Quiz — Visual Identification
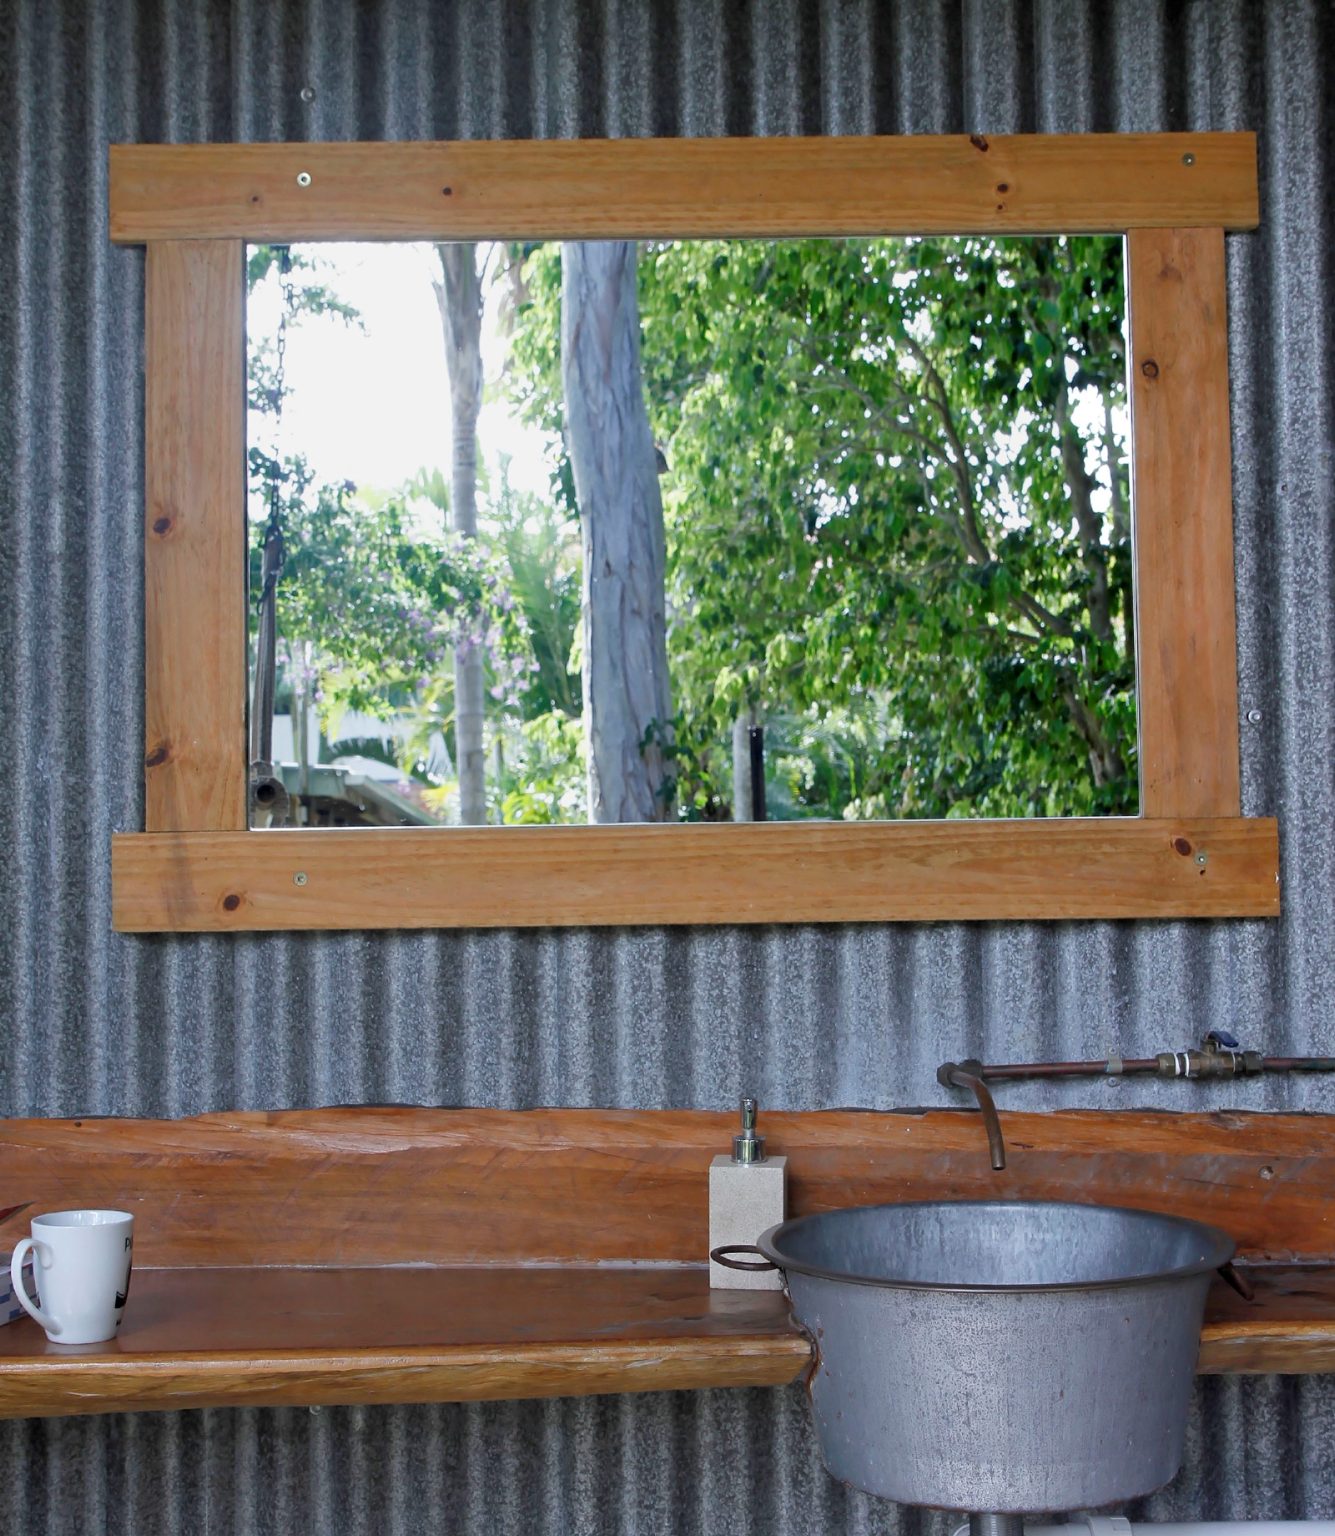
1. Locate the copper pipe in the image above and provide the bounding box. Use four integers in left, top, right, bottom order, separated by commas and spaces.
956, 1054, 1335, 1082
979, 1059, 1158, 1079
936, 1061, 1007, 1170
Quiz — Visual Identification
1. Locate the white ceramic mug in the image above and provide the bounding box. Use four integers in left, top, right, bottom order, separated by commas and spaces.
9, 1210, 135, 1344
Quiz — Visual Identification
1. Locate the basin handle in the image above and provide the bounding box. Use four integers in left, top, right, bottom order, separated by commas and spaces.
710, 1244, 778, 1272
713, 1248, 1253, 1294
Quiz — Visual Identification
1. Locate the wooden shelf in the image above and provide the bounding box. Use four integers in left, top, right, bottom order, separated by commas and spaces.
3, 1107, 1334, 1419
1, 1262, 1331, 1419
0, 1266, 806, 1418
1199, 1265, 1335, 1375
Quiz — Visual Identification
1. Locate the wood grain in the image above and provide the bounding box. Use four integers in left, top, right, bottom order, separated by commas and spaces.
1129, 228, 1242, 818
109, 817, 1279, 930
0, 1267, 808, 1418
1, 1107, 1329, 1269
143, 241, 247, 832
1198, 1266, 1335, 1374
109, 135, 1259, 244
119, 142, 1271, 932
0, 1258, 1331, 1419
3, 1110, 1334, 1416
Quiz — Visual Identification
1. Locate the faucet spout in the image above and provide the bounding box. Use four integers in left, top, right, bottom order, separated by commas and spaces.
936, 1059, 1007, 1170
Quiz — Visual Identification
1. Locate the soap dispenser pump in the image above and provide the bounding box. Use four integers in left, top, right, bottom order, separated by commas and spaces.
708, 1096, 787, 1290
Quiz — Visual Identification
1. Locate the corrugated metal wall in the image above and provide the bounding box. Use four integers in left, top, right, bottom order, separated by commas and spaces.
1, 0, 1332, 1530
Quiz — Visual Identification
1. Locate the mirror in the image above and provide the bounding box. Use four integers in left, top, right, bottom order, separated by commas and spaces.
245, 234, 1134, 829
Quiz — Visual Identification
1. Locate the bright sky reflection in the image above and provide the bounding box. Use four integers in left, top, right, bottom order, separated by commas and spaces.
246, 242, 556, 508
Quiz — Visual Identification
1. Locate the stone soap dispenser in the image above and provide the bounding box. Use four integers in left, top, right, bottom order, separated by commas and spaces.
709, 1097, 787, 1290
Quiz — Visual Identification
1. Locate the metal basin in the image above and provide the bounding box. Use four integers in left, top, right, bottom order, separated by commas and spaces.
758, 1200, 1234, 1514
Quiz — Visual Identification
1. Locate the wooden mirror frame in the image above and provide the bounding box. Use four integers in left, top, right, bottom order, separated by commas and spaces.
107, 132, 1279, 931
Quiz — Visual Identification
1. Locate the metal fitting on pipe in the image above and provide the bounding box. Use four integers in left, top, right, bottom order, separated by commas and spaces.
1154, 1047, 1266, 1079
971, 1515, 1025, 1536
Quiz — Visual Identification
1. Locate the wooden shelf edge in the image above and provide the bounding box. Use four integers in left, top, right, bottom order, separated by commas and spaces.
1197, 1319, 1335, 1375
7, 1310, 1335, 1421
0, 1334, 812, 1420
110, 817, 1280, 931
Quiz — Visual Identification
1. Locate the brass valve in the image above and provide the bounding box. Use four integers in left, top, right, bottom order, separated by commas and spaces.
1154, 1033, 1265, 1079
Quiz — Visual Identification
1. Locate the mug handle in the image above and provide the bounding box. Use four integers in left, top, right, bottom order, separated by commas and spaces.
10, 1239, 59, 1336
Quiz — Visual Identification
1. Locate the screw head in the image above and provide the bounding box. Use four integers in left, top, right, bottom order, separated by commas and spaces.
293, 871, 308, 887
299, 85, 315, 103
1246, 708, 1263, 724
1194, 851, 1208, 868
1181, 152, 1196, 166
296, 170, 312, 187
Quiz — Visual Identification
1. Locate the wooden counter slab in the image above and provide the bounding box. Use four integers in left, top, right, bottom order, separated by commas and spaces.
0, 1262, 1330, 1419
0, 1266, 808, 1418
1, 1108, 1333, 1417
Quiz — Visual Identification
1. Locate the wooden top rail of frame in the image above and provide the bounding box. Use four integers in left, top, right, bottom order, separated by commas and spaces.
108, 132, 1259, 243
1, 1109, 1333, 1417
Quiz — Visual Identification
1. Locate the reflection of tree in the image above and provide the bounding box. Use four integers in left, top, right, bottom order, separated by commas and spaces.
248, 478, 529, 733
245, 249, 532, 821
512, 234, 1135, 820
561, 241, 675, 823
490, 473, 581, 721
642, 235, 1136, 819
432, 243, 487, 824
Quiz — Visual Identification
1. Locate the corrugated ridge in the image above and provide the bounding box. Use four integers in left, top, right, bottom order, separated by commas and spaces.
2, 1381, 1334, 1533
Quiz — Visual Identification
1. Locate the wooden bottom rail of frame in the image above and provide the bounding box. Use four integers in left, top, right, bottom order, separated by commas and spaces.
110, 817, 1279, 930
0, 1263, 1331, 1419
